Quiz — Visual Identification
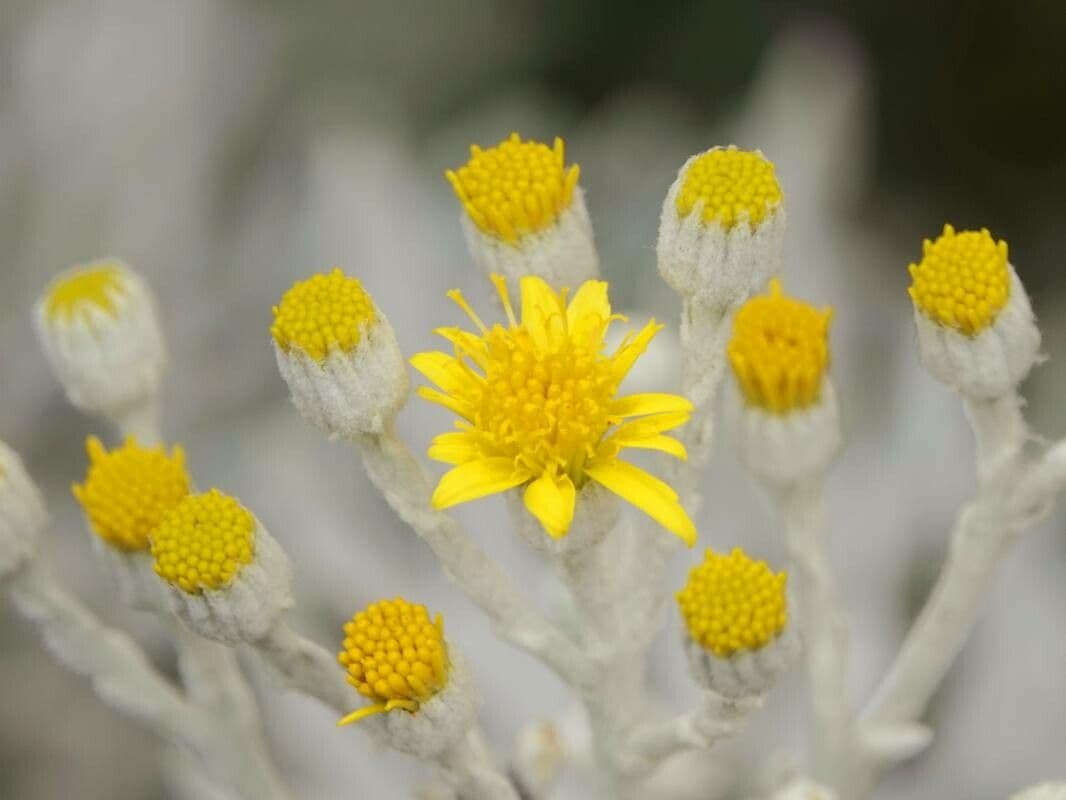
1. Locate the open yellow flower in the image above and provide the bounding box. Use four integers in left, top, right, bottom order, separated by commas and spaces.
413, 275, 697, 545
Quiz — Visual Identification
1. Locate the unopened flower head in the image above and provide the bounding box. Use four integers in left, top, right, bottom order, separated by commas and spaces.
35, 260, 165, 421
678, 547, 787, 658
728, 279, 832, 414
679, 546, 798, 697
151, 489, 292, 643
907, 225, 1040, 398
73, 436, 189, 553
676, 148, 783, 231
337, 597, 450, 726
908, 225, 1009, 337
272, 269, 408, 438
726, 281, 840, 484
658, 146, 785, 309
413, 274, 697, 545
0, 441, 47, 580
446, 133, 598, 286
151, 489, 254, 594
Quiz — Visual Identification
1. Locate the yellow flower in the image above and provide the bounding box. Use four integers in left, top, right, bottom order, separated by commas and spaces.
676, 147, 782, 230
677, 546, 788, 658
412, 274, 697, 545
73, 436, 190, 552
445, 133, 580, 243
44, 262, 125, 323
907, 224, 1009, 336
150, 489, 256, 594
271, 268, 376, 361
728, 280, 832, 414
337, 597, 450, 726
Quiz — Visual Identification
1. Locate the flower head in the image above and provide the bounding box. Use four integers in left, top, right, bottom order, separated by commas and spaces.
413, 275, 696, 544
658, 146, 786, 309
677, 546, 788, 657
271, 268, 377, 361
337, 597, 450, 726
35, 260, 165, 419
728, 280, 832, 414
44, 262, 126, 323
73, 436, 189, 552
446, 133, 580, 244
907, 224, 1009, 336
676, 147, 782, 231
151, 489, 255, 594
271, 269, 408, 438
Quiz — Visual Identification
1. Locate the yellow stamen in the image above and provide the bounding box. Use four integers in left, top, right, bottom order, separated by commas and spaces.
907, 224, 1010, 336
677, 546, 788, 658
45, 263, 126, 322
271, 268, 376, 361
676, 147, 782, 230
150, 490, 256, 594
336, 598, 450, 726
446, 132, 579, 243
728, 280, 832, 413
73, 436, 189, 552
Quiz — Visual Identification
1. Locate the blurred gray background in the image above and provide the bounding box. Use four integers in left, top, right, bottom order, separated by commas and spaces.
1, 1, 1064, 798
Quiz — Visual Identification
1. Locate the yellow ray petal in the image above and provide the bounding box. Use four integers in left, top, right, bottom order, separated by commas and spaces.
520, 275, 564, 329
434, 327, 490, 369
431, 458, 531, 509
523, 470, 577, 539
612, 393, 693, 418
611, 320, 662, 379
427, 432, 484, 465
410, 351, 481, 396
416, 387, 476, 421
566, 280, 610, 328
615, 433, 687, 460
585, 459, 696, 546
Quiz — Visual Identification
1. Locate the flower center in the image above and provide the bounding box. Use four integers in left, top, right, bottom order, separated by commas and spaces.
728, 280, 832, 414
271, 268, 376, 361
677, 546, 788, 658
676, 147, 782, 230
476, 324, 618, 480
45, 264, 125, 322
73, 436, 190, 552
339, 598, 449, 709
151, 489, 255, 594
446, 132, 580, 243
907, 224, 1009, 336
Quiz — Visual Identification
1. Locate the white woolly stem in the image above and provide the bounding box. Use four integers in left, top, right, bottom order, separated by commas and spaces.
111, 396, 164, 445
775, 477, 856, 788
112, 408, 284, 796
6, 559, 288, 800
858, 390, 1066, 794
357, 428, 593, 688
253, 619, 354, 714
436, 729, 521, 800
618, 690, 762, 775
252, 619, 522, 798
553, 534, 619, 649
624, 301, 733, 636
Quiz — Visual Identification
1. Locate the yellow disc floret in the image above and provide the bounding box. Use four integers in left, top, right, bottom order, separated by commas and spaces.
445, 132, 580, 244
150, 489, 255, 594
677, 546, 788, 658
728, 279, 832, 413
336, 597, 450, 726
412, 274, 697, 545
45, 263, 125, 322
907, 224, 1010, 336
677, 147, 782, 230
271, 268, 376, 361
73, 436, 190, 552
